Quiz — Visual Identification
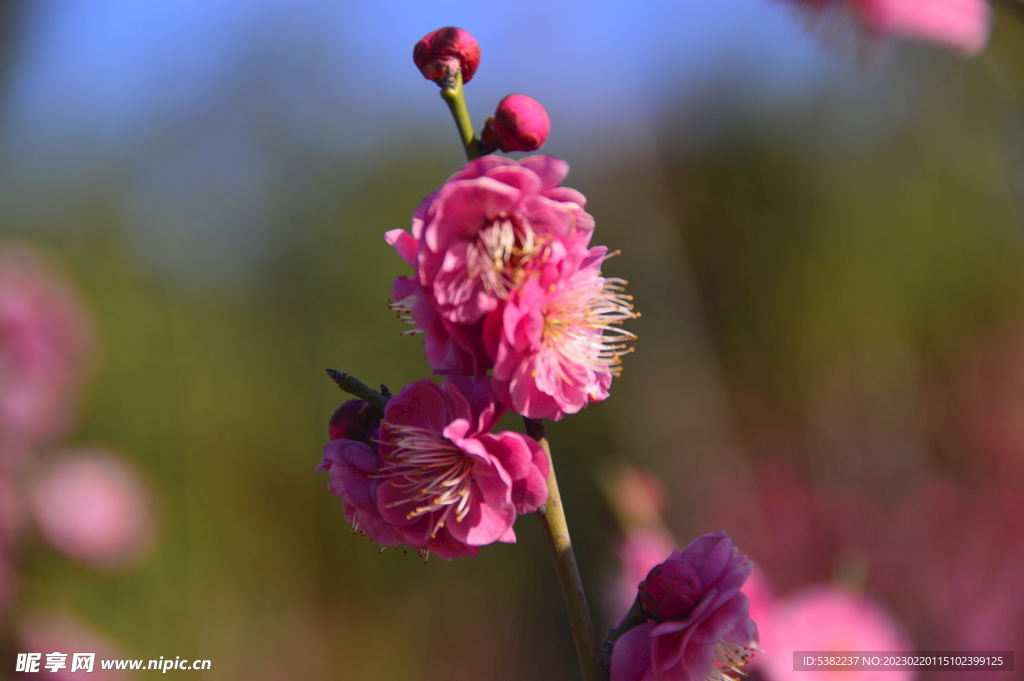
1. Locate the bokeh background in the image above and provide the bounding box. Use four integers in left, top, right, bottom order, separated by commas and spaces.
1, 1, 1024, 679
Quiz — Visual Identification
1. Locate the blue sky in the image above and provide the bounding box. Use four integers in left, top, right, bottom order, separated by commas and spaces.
1, 0, 833, 156
0, 0, 842, 285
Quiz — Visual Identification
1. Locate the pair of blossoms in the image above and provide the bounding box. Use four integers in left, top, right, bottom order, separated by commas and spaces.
318, 153, 636, 560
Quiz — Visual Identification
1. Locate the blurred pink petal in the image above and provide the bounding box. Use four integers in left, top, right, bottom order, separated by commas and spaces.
783, 0, 991, 56
859, 0, 991, 56
19, 610, 134, 680
0, 244, 93, 462
743, 567, 778, 638
758, 585, 914, 681
29, 449, 157, 572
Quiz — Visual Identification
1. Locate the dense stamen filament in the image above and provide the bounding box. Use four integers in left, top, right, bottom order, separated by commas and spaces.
378, 424, 474, 527
465, 214, 540, 298
541, 275, 639, 382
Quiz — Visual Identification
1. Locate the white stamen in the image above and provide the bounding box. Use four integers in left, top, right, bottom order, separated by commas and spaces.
378, 424, 475, 525
465, 214, 541, 299
388, 294, 424, 334
541, 272, 638, 382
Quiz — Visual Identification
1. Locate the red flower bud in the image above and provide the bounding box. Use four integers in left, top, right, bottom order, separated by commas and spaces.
481, 94, 551, 153
413, 26, 481, 85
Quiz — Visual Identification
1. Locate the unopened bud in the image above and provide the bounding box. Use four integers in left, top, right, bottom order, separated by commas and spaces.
481, 94, 550, 153
413, 27, 481, 85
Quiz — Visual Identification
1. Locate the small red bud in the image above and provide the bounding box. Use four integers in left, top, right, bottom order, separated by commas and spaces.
413, 27, 481, 85
481, 94, 551, 153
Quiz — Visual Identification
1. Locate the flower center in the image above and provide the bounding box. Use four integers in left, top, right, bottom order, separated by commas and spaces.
541, 275, 638, 380
466, 214, 540, 298
378, 424, 474, 533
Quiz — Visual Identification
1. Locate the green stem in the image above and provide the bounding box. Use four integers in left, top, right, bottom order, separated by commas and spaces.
525, 417, 607, 681
325, 369, 389, 412
440, 70, 481, 161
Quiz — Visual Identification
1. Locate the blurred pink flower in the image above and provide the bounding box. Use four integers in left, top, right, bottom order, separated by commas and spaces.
757, 585, 914, 681
386, 155, 594, 327
486, 247, 637, 420
605, 465, 668, 530
19, 610, 133, 680
319, 378, 549, 560
784, 0, 991, 56
709, 463, 843, 593
866, 475, 1024, 658
0, 244, 93, 462
858, 0, 991, 55
611, 531, 758, 681
29, 449, 157, 572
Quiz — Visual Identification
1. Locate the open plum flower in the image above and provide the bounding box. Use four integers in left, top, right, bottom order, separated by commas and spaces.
486, 245, 636, 420
611, 531, 758, 681
318, 377, 548, 560
386, 154, 595, 326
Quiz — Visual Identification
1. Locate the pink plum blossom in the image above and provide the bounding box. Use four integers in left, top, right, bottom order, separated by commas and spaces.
485, 246, 637, 420
785, 0, 991, 56
318, 378, 549, 560
29, 449, 157, 572
413, 27, 481, 84
611, 531, 759, 681
757, 585, 914, 681
386, 155, 595, 327
482, 94, 552, 153
0, 244, 93, 463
